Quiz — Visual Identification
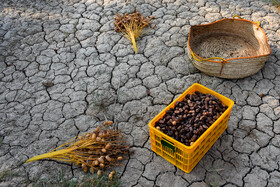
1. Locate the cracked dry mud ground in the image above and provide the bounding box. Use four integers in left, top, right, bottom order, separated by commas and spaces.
0, 0, 280, 186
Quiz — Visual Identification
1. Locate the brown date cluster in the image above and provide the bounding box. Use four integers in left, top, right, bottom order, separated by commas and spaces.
155, 91, 228, 146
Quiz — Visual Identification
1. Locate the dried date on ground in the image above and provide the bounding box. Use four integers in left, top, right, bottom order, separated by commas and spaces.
155, 91, 228, 146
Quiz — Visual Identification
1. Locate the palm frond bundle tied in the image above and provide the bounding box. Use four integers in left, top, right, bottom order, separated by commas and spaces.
114, 12, 155, 53
25, 121, 131, 174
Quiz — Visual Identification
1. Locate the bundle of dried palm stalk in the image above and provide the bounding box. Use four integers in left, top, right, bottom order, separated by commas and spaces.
25, 121, 131, 177
114, 11, 155, 53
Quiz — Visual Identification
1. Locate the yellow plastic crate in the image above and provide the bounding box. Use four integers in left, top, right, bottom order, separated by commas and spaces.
149, 83, 234, 173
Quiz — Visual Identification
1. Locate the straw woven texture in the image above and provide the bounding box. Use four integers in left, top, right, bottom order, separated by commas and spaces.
187, 18, 271, 79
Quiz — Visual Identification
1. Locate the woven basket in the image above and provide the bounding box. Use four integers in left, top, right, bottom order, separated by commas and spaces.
187, 17, 271, 79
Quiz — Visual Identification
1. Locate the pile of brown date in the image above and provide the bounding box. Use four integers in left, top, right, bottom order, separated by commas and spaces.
155, 91, 228, 146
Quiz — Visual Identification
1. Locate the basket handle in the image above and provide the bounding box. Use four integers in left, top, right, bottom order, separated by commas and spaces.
190, 52, 227, 75
232, 15, 260, 29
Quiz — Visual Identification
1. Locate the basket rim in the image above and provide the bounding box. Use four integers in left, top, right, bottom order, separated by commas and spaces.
187, 18, 272, 64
